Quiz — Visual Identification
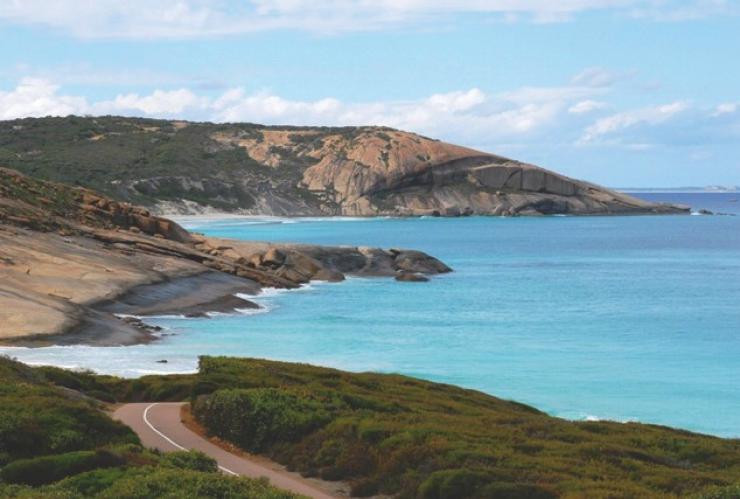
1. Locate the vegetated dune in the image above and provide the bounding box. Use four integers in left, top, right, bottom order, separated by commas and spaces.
0, 116, 688, 216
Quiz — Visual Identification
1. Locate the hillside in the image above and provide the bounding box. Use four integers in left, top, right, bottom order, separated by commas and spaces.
0, 356, 301, 498
9, 355, 740, 499
0, 116, 686, 216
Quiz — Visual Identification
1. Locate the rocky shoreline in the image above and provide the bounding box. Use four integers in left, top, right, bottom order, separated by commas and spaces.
0, 168, 452, 346
7, 272, 265, 347
0, 226, 451, 347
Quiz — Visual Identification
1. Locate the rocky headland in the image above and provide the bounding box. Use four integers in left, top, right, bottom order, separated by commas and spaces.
0, 168, 450, 345
1, 116, 688, 217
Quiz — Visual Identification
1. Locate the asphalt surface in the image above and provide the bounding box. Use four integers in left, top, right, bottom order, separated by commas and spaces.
113, 402, 338, 499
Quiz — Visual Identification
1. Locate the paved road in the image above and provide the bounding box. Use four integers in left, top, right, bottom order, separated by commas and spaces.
113, 402, 338, 499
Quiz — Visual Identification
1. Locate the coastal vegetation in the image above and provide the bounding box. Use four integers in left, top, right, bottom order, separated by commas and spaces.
189, 358, 740, 498
3, 355, 739, 498
0, 356, 300, 498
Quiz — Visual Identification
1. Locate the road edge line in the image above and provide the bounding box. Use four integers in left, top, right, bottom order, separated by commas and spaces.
142, 402, 239, 476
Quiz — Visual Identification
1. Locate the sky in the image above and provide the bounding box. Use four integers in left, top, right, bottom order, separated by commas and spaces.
0, 1, 738, 187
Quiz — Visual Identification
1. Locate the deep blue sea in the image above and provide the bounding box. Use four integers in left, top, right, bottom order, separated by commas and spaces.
3, 193, 739, 437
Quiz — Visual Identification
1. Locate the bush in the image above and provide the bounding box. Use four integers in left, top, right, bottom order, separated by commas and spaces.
418, 470, 558, 499
694, 484, 740, 499
0, 449, 124, 486
194, 388, 331, 453
476, 483, 558, 499
62, 467, 300, 499
161, 451, 218, 472
0, 357, 303, 499
190, 357, 740, 499
0, 466, 303, 499
0, 382, 136, 462
418, 469, 493, 499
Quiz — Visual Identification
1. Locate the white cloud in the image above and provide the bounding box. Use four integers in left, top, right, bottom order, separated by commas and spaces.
3, 77, 735, 157
99, 89, 209, 115
580, 101, 689, 143
0, 75, 604, 150
426, 89, 486, 113
630, 0, 734, 21
713, 102, 737, 116
0, 1, 732, 38
211, 86, 567, 141
569, 100, 607, 114
571, 67, 619, 88
0, 78, 89, 120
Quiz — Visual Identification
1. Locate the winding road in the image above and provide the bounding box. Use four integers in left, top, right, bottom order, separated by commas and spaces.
113, 402, 338, 499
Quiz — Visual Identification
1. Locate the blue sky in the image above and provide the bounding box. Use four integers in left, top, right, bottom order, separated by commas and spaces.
0, 1, 738, 187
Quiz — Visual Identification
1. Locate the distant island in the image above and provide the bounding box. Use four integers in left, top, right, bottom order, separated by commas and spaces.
0, 116, 687, 217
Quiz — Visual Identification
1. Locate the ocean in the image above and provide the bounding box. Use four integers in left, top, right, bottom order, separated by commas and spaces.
3, 193, 739, 437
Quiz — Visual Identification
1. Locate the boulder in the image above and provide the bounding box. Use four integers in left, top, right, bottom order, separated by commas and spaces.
394, 250, 452, 274
248, 253, 264, 268
395, 271, 429, 282
312, 268, 345, 282
276, 266, 311, 284
263, 248, 286, 267
220, 248, 243, 261
357, 247, 396, 275
285, 252, 323, 276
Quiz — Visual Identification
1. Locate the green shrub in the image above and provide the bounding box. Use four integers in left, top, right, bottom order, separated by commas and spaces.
0, 466, 303, 498
0, 449, 124, 486
0, 484, 78, 498
3, 355, 740, 499
190, 357, 740, 499
0, 372, 137, 463
0, 357, 302, 499
194, 388, 331, 452
418, 469, 492, 499
693, 483, 740, 499
161, 451, 218, 472
476, 482, 558, 499
63, 467, 300, 499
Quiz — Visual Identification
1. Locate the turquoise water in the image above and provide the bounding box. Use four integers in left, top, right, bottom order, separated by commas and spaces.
3, 194, 740, 437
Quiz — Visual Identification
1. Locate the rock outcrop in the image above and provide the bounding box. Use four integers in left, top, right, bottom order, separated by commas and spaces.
0, 168, 450, 343
0, 167, 193, 242
0, 116, 687, 217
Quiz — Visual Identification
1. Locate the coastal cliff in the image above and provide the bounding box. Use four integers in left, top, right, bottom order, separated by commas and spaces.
0, 116, 687, 217
0, 168, 449, 343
